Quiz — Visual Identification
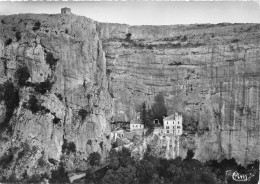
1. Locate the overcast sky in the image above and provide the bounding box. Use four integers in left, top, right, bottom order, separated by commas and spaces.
0, 1, 259, 25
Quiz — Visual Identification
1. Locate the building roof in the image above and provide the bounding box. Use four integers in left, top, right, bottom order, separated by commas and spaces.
164, 114, 175, 120
130, 119, 143, 125
164, 113, 181, 120
113, 128, 124, 132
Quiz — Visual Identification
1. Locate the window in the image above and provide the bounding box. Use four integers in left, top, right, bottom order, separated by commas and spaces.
177, 126, 181, 129
140, 125, 141, 127
178, 121, 179, 124
167, 122, 168, 124
167, 130, 169, 133
166, 126, 169, 129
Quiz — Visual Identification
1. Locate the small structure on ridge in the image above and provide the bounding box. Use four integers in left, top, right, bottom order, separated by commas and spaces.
61, 7, 72, 15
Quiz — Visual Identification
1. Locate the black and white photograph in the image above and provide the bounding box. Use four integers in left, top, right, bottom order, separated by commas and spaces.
0, 1, 260, 183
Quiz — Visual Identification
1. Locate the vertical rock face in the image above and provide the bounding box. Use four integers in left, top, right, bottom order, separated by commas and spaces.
0, 14, 112, 179
0, 14, 259, 179
100, 23, 260, 165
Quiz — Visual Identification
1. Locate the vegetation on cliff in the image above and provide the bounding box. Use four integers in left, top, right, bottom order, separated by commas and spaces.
84, 148, 259, 184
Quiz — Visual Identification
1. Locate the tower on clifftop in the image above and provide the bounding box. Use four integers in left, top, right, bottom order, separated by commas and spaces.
61, 7, 71, 15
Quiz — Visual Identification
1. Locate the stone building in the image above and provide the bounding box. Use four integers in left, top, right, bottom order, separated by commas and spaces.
163, 112, 183, 136
130, 118, 144, 132
61, 7, 72, 15
111, 128, 124, 141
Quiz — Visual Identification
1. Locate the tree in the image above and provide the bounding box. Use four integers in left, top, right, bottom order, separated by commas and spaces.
49, 162, 70, 184
140, 102, 154, 130
101, 165, 138, 184
88, 152, 101, 166
15, 66, 30, 86
151, 93, 167, 125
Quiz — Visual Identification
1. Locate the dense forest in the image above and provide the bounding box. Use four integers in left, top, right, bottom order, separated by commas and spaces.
49, 148, 259, 184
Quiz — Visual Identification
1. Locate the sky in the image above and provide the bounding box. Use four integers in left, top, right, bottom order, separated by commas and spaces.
0, 1, 259, 25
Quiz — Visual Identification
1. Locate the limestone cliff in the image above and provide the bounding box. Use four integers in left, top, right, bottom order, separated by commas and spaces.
0, 14, 112, 180
0, 13, 259, 180
100, 22, 260, 166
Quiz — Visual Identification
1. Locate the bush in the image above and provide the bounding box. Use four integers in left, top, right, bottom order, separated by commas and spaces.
55, 93, 63, 101
53, 117, 61, 124
62, 139, 76, 155
0, 150, 14, 169
46, 52, 58, 70
78, 108, 90, 121
50, 163, 70, 184
38, 157, 45, 167
15, 66, 30, 86
88, 152, 101, 166
0, 81, 19, 131
125, 33, 132, 41
35, 80, 53, 94
15, 31, 21, 41
32, 21, 41, 31
4, 38, 12, 46
23, 95, 50, 114
23, 95, 40, 114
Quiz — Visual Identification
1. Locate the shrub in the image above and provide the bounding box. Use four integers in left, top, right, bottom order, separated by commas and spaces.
87, 139, 92, 146
50, 163, 70, 184
62, 139, 76, 155
99, 142, 103, 150
34, 80, 53, 94
4, 38, 12, 46
15, 66, 30, 86
48, 158, 57, 165
23, 95, 40, 114
53, 117, 61, 124
15, 31, 21, 41
46, 52, 58, 70
55, 93, 63, 101
88, 152, 101, 166
32, 21, 41, 31
38, 157, 45, 167
0, 150, 14, 169
0, 81, 19, 131
125, 33, 132, 41
78, 108, 90, 121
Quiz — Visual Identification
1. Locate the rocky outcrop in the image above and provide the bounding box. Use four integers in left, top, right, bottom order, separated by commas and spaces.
0, 13, 259, 180
0, 14, 112, 180
100, 23, 260, 165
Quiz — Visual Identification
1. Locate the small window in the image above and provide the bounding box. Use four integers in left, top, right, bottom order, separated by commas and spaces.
167, 130, 169, 133
167, 122, 168, 124
177, 126, 181, 129
140, 125, 141, 127
178, 121, 179, 124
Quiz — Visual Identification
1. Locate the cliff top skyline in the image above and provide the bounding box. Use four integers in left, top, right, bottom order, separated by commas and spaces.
0, 1, 260, 25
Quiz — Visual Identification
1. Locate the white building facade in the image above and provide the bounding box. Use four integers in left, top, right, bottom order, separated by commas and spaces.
130, 119, 144, 131
163, 112, 183, 136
